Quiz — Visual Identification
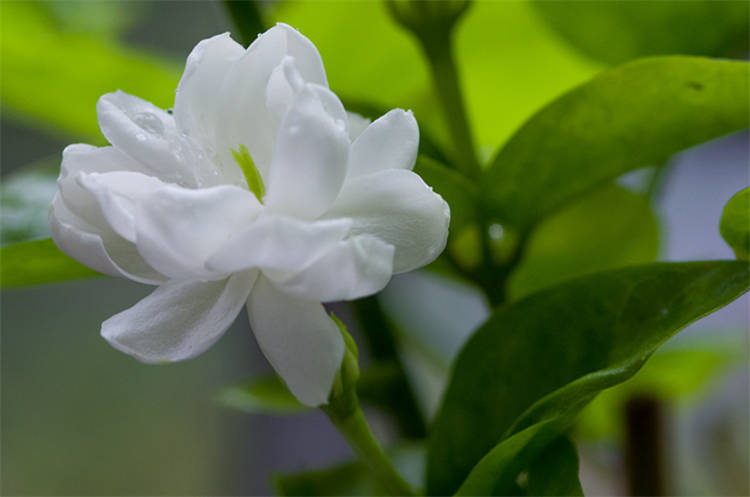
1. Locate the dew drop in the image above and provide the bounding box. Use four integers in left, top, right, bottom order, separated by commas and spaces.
133, 112, 165, 136
488, 223, 505, 241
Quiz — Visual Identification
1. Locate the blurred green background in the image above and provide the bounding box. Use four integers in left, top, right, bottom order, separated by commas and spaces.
1, 1, 748, 495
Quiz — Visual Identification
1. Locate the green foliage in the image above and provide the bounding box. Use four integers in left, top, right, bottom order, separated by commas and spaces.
217, 376, 307, 415
576, 339, 744, 441
43, 1, 144, 37
274, 444, 424, 496
720, 187, 750, 260
524, 436, 583, 496
532, 1, 749, 65
1, 239, 102, 288
509, 185, 659, 299
1, 159, 58, 246
1, 2, 180, 140
427, 261, 750, 495
481, 57, 750, 232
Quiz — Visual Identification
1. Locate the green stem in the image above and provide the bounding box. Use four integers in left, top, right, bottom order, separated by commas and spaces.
420, 34, 481, 179
353, 296, 427, 438
323, 398, 416, 496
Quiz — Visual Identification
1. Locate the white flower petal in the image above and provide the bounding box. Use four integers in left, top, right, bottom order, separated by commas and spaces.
347, 109, 419, 179
97, 91, 212, 187
267, 58, 344, 135
57, 144, 144, 229
207, 215, 351, 273
267, 234, 395, 302
275, 23, 327, 88
134, 184, 262, 280
77, 171, 165, 242
214, 25, 287, 179
247, 276, 344, 406
324, 169, 450, 273
50, 194, 166, 284
215, 24, 328, 180
174, 32, 244, 147
346, 112, 372, 141
264, 85, 349, 219
101, 271, 257, 363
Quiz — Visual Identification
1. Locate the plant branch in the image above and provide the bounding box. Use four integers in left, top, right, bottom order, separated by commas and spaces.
352, 296, 427, 438
419, 34, 481, 180
323, 397, 416, 496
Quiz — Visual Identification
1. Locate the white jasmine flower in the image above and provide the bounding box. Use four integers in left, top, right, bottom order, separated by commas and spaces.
50, 24, 450, 406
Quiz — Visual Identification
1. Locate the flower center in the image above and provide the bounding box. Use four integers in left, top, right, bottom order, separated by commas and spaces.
231, 144, 266, 203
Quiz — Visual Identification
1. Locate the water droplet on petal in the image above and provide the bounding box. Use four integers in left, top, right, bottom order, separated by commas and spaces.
133, 112, 165, 136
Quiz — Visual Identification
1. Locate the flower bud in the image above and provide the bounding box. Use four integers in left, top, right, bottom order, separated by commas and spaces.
385, 0, 472, 39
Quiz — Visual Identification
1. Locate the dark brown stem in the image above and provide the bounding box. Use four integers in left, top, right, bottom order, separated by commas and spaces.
625, 395, 665, 496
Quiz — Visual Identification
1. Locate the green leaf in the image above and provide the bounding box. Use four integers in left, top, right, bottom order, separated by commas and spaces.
524, 436, 583, 496
217, 376, 308, 415
43, 1, 144, 37
1, 239, 102, 288
426, 261, 750, 495
1, 159, 58, 246
274, 444, 424, 496
509, 185, 659, 299
531, 1, 749, 65
481, 57, 750, 233
719, 187, 750, 260
576, 338, 744, 441
1, 2, 180, 140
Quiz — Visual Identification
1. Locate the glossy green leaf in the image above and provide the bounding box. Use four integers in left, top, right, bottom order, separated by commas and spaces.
509, 185, 659, 299
1, 239, 102, 288
524, 436, 583, 496
576, 338, 744, 441
1, 2, 180, 140
1, 159, 58, 246
217, 376, 308, 415
532, 1, 749, 65
274, 444, 424, 497
426, 261, 750, 495
481, 57, 750, 232
719, 187, 750, 260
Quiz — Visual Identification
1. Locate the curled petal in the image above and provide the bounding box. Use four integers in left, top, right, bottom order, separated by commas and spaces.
324, 169, 450, 273
134, 184, 262, 280
264, 85, 349, 219
267, 234, 395, 302
247, 276, 344, 406
77, 171, 165, 242
347, 109, 419, 179
207, 215, 351, 273
57, 144, 146, 232
50, 194, 165, 285
101, 271, 257, 363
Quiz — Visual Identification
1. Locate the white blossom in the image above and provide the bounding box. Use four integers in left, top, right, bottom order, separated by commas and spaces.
50, 24, 450, 406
